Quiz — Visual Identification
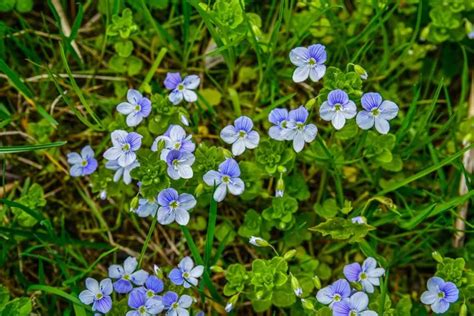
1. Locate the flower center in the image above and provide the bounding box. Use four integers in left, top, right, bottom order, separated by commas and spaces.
308, 58, 316, 66
438, 291, 445, 298
172, 302, 179, 309
333, 294, 341, 302
135, 105, 141, 111
334, 104, 342, 111
146, 290, 154, 298
170, 200, 179, 208
178, 84, 184, 91
371, 108, 380, 116
238, 130, 246, 138
183, 272, 190, 278
360, 272, 367, 280
296, 122, 304, 130
139, 306, 146, 313
95, 293, 103, 300
173, 142, 181, 149
172, 159, 179, 167
222, 175, 230, 183
350, 311, 358, 316
123, 274, 131, 280
81, 160, 88, 166
122, 143, 130, 151
280, 120, 287, 128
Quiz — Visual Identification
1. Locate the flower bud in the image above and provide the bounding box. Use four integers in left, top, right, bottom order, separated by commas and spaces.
130, 196, 139, 211
312, 275, 321, 289
354, 64, 368, 80
459, 303, 467, 316
432, 251, 444, 263
99, 190, 107, 200
301, 298, 315, 310
210, 265, 224, 273
180, 114, 190, 126
275, 178, 285, 197
290, 274, 302, 297
305, 98, 316, 110
277, 165, 287, 173
153, 264, 163, 278
283, 249, 297, 260
249, 236, 270, 247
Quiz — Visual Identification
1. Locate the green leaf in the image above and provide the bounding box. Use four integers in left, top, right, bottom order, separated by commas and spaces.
114, 40, 134, 57
272, 285, 296, 307
309, 217, 376, 242
0, 141, 66, 154
314, 198, 339, 219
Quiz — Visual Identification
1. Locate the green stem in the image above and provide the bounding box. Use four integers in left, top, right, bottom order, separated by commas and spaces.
204, 195, 218, 267
316, 137, 344, 207
138, 215, 157, 267
141, 48, 167, 89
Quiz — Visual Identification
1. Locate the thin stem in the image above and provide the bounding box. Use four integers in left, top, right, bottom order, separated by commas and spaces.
138, 215, 158, 267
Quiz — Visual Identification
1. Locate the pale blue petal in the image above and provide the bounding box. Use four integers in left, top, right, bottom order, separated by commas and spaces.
356, 111, 375, 130
292, 65, 310, 83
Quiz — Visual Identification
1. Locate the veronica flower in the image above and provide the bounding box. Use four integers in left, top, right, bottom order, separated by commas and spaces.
289, 44, 327, 82
142, 275, 164, 300
249, 236, 269, 247
344, 257, 385, 293
282, 106, 318, 152
351, 216, 366, 224
203, 158, 245, 202
268, 108, 290, 141
103, 130, 142, 167
127, 288, 163, 316
157, 188, 196, 226
220, 116, 260, 156
420, 277, 459, 314
165, 150, 195, 180
169, 256, 204, 288
79, 278, 113, 314
108, 257, 149, 294
332, 292, 377, 316
67, 145, 98, 177
356, 92, 399, 134
117, 89, 152, 127
151, 125, 195, 160
316, 279, 351, 308
105, 160, 139, 185
162, 291, 193, 316
164, 72, 200, 105
320, 89, 357, 130
135, 198, 159, 218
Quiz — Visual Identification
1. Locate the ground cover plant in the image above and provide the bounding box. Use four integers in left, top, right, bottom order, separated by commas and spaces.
0, 0, 474, 315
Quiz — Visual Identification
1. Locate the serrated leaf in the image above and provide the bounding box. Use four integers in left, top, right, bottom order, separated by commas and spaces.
309, 217, 375, 242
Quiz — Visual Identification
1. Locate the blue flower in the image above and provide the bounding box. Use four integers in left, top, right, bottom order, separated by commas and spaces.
151, 125, 195, 160
289, 44, 327, 82
126, 288, 163, 316
157, 188, 196, 226
108, 257, 149, 294
356, 92, 399, 134
343, 257, 385, 293
316, 279, 351, 308
420, 277, 459, 314
320, 89, 357, 130
103, 130, 143, 167
67, 145, 98, 177
268, 108, 290, 141
135, 198, 159, 218
351, 216, 366, 224
162, 291, 193, 315
332, 292, 377, 316
79, 277, 113, 314
105, 160, 139, 185
282, 106, 318, 152
117, 89, 152, 127
220, 116, 260, 156
203, 158, 245, 202
168, 256, 204, 288
165, 150, 195, 180
142, 275, 164, 299
164, 72, 200, 105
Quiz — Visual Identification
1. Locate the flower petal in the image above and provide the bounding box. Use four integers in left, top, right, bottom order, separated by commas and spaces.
190, 265, 204, 278
108, 264, 124, 279
131, 270, 149, 285
234, 116, 253, 132
182, 89, 197, 103
292, 65, 310, 83
379, 100, 399, 120
124, 257, 138, 274
332, 112, 346, 130
174, 208, 190, 225
100, 278, 113, 295
126, 113, 143, 127
268, 108, 288, 125
362, 257, 377, 271
111, 130, 128, 147
81, 146, 95, 160
79, 289, 95, 305
292, 132, 305, 152
117, 102, 135, 115
342, 100, 357, 119
103, 147, 122, 161
374, 117, 390, 134
349, 292, 369, 311
219, 158, 240, 177
245, 130, 260, 149
169, 90, 184, 105
213, 183, 227, 202
319, 102, 335, 121
157, 207, 175, 225
93, 296, 112, 314
427, 277, 445, 292
289, 106, 308, 123
127, 89, 142, 104
164, 73, 182, 90
316, 286, 334, 305
67, 152, 82, 164
332, 279, 351, 298
85, 277, 100, 294
70, 165, 83, 177
170, 125, 186, 141
308, 44, 327, 63
203, 170, 221, 186
220, 125, 238, 144
178, 295, 193, 308
126, 132, 142, 151
289, 47, 309, 66
309, 64, 326, 82
269, 126, 284, 141
343, 263, 361, 282
178, 165, 193, 179
228, 178, 245, 196
361, 92, 382, 111
158, 188, 179, 207
169, 268, 184, 285
183, 75, 200, 89
356, 111, 375, 130
432, 300, 450, 314
367, 267, 385, 278
231, 138, 246, 156
118, 151, 136, 167
442, 282, 459, 303
128, 288, 146, 309
113, 279, 132, 294
178, 193, 196, 210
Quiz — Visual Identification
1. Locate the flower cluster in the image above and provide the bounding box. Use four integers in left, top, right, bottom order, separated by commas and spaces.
316, 257, 385, 316
79, 256, 203, 315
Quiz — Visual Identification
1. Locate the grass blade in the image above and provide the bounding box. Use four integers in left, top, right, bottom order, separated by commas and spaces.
0, 141, 67, 154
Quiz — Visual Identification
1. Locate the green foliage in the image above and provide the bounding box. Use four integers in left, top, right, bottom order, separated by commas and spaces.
436, 257, 465, 286
12, 183, 46, 227
130, 150, 170, 199
309, 217, 375, 243
223, 263, 248, 296
425, 0, 472, 42
0, 285, 31, 316
255, 139, 295, 174
262, 196, 298, 231
0, 0, 33, 13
